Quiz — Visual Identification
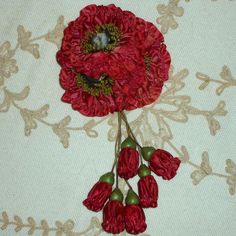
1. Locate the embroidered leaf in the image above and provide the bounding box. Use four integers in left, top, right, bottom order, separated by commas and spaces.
0, 86, 29, 112
200, 152, 212, 174
55, 220, 74, 236
212, 101, 227, 116
191, 152, 212, 185
199, 81, 210, 90
88, 217, 100, 228
158, 108, 188, 122
208, 117, 220, 136
0, 41, 18, 78
14, 215, 23, 232
191, 169, 206, 185
225, 159, 236, 195
196, 72, 210, 82
20, 104, 49, 136
27, 217, 36, 235
161, 66, 188, 96
41, 220, 50, 236
83, 119, 100, 138
63, 220, 74, 231
179, 145, 189, 162
216, 84, 227, 96
1, 212, 9, 230
220, 65, 234, 82
45, 16, 65, 49
197, 66, 236, 95
17, 25, 40, 58
156, 0, 184, 34
52, 116, 71, 148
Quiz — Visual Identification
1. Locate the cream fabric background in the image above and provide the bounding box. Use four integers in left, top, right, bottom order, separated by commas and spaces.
0, 0, 236, 235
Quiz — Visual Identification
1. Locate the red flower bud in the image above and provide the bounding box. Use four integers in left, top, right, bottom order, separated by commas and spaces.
83, 172, 114, 212
149, 149, 181, 180
124, 204, 147, 234
138, 175, 158, 208
117, 148, 139, 179
102, 200, 125, 234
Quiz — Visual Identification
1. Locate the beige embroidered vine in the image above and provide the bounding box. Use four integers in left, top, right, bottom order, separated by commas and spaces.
0, 211, 150, 236
0, 212, 103, 236
156, 0, 234, 34
196, 65, 236, 95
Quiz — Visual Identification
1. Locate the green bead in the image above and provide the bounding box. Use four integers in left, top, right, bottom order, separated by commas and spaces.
110, 188, 124, 202
141, 146, 156, 161
138, 164, 151, 178
121, 136, 136, 149
99, 172, 114, 185
125, 189, 139, 205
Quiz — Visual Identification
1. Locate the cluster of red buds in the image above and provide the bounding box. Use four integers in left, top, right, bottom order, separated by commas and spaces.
83, 112, 181, 234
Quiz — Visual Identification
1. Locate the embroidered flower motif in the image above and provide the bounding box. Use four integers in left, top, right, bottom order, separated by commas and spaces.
57, 4, 170, 117
0, 41, 18, 80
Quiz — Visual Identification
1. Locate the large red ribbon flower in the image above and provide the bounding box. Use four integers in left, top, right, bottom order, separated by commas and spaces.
57, 4, 170, 117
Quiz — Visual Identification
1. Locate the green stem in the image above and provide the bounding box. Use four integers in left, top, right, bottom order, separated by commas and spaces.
120, 111, 142, 148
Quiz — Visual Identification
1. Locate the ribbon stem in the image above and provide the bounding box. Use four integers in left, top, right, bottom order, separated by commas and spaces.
120, 111, 143, 164
111, 112, 122, 179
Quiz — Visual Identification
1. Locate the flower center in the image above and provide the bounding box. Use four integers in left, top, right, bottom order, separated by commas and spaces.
91, 32, 109, 50
81, 24, 121, 53
76, 73, 113, 96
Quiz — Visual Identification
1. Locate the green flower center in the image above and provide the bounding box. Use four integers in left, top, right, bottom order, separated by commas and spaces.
76, 73, 113, 96
81, 24, 121, 53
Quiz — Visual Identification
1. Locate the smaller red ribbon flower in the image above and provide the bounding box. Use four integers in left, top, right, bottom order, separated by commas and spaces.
125, 204, 147, 234
149, 149, 181, 180
102, 200, 125, 234
138, 174, 158, 208
124, 189, 147, 234
117, 147, 139, 179
83, 172, 114, 212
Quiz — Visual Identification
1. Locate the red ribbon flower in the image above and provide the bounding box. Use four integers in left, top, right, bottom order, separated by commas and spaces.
125, 204, 147, 234
102, 189, 125, 234
124, 189, 147, 235
83, 172, 114, 212
142, 148, 181, 180
56, 4, 170, 117
138, 165, 158, 208
117, 147, 139, 180
56, 3, 181, 235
